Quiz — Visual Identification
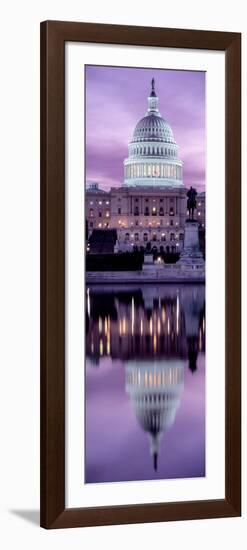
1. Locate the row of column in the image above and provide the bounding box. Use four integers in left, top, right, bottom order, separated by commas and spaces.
125, 163, 182, 180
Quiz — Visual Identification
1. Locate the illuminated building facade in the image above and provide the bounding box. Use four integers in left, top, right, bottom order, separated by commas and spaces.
85, 80, 205, 253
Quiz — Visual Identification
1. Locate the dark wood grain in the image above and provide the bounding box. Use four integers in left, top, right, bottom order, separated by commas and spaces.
225, 33, 241, 515
40, 20, 241, 529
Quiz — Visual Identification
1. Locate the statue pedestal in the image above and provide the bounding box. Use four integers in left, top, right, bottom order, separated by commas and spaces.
178, 220, 204, 266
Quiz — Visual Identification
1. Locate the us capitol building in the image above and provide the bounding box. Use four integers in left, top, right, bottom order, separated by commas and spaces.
86, 79, 205, 254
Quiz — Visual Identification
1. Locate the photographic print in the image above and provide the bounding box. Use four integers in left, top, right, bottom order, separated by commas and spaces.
85, 65, 206, 484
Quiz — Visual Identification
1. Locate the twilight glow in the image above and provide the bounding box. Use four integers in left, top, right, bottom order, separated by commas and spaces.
85, 65, 205, 192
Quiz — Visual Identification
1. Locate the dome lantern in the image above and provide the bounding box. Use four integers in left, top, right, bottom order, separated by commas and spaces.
147, 78, 160, 116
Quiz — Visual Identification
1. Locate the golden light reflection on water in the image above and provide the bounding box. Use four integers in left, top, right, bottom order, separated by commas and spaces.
86, 286, 205, 363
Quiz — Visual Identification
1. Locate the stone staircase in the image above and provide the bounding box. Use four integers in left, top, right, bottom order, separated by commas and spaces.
88, 229, 117, 254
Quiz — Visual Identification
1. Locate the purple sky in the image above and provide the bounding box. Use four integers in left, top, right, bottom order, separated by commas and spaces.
85, 65, 205, 192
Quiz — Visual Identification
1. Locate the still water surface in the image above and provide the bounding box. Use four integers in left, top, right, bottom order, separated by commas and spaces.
86, 284, 205, 483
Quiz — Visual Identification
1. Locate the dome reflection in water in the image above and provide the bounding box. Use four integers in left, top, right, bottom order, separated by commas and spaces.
85, 284, 205, 483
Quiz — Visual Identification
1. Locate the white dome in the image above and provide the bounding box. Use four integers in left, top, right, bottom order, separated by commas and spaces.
132, 114, 176, 145
123, 79, 183, 188
125, 359, 184, 470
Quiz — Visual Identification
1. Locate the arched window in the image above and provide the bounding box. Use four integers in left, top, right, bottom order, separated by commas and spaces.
134, 233, 139, 242
153, 233, 157, 241
125, 233, 130, 241
179, 233, 184, 241
143, 233, 148, 242
89, 208, 94, 217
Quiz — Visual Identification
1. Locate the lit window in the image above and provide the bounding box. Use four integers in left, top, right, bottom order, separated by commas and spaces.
98, 201, 102, 205
198, 212, 201, 216
106, 211, 110, 218
90, 201, 93, 205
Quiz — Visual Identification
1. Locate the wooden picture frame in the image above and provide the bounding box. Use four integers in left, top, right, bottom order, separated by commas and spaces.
40, 20, 241, 528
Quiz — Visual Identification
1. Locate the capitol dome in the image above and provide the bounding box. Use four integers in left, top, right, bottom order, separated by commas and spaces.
132, 115, 176, 144
124, 79, 183, 188
125, 359, 184, 471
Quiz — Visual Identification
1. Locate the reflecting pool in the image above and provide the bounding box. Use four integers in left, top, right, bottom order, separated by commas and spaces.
85, 284, 205, 483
